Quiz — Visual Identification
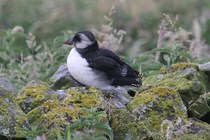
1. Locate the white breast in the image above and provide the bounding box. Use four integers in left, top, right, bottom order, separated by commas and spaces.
67, 48, 112, 90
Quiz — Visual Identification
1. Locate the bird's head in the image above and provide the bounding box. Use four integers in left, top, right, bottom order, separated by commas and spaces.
64, 31, 98, 51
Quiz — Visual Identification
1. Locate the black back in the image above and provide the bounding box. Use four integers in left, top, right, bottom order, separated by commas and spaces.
82, 48, 141, 87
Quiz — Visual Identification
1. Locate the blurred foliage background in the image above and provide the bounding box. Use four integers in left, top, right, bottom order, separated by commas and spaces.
0, 0, 210, 88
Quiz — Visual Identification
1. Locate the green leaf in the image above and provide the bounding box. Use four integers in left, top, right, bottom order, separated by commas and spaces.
93, 124, 114, 140
65, 126, 71, 140
151, 47, 172, 53
179, 51, 195, 62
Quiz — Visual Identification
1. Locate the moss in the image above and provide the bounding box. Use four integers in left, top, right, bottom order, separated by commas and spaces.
18, 83, 103, 138
160, 62, 198, 74
0, 88, 27, 137
188, 93, 210, 118
111, 109, 144, 140
128, 86, 186, 127
111, 86, 187, 139
164, 119, 210, 140
17, 82, 51, 113
64, 87, 101, 108
143, 62, 210, 119
26, 106, 43, 123
112, 86, 210, 139
22, 82, 49, 96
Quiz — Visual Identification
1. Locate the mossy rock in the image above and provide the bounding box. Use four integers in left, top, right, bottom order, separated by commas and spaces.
160, 118, 210, 140
17, 81, 105, 139
188, 92, 210, 118
17, 81, 52, 113
111, 86, 210, 139
143, 62, 210, 119
0, 87, 27, 138
111, 86, 187, 139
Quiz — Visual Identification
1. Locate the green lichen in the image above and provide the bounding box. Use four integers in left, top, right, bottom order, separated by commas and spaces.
61, 87, 101, 108
160, 62, 198, 74
111, 86, 187, 139
112, 85, 210, 139
161, 118, 210, 140
17, 83, 103, 138
0, 88, 27, 137
143, 62, 210, 119
128, 86, 186, 128
17, 81, 51, 113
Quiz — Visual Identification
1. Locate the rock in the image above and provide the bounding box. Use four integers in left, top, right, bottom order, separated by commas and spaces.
108, 63, 210, 139
111, 86, 210, 139
198, 62, 210, 77
0, 78, 17, 94
111, 86, 187, 139
50, 64, 83, 90
144, 63, 210, 119
159, 118, 210, 140
9, 62, 210, 139
17, 80, 52, 113
0, 85, 27, 138
188, 92, 210, 118
198, 62, 210, 72
17, 81, 107, 139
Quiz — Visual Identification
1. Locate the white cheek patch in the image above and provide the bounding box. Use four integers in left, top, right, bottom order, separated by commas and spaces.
75, 40, 92, 49
75, 34, 93, 49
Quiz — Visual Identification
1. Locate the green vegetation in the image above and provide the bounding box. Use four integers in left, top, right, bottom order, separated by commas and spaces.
1, 0, 210, 87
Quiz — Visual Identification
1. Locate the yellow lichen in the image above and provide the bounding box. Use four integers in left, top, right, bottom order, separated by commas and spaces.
160, 62, 198, 74
17, 82, 50, 106
22, 85, 103, 134
111, 86, 187, 139
22, 83, 49, 96
128, 86, 179, 109
42, 100, 58, 110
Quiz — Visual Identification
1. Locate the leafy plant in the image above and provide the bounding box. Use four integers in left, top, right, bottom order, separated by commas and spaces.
56, 109, 113, 140
0, 27, 73, 89
152, 44, 195, 66
131, 15, 199, 76
17, 125, 47, 140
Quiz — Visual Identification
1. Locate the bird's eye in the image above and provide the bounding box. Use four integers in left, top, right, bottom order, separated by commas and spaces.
74, 35, 81, 42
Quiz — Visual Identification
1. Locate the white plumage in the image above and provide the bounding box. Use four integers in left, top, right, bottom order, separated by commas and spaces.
67, 48, 115, 91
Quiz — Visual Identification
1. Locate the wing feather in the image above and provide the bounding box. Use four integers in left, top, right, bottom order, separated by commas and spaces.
85, 48, 141, 86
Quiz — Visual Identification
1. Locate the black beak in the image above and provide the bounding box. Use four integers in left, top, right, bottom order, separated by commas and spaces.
64, 38, 73, 45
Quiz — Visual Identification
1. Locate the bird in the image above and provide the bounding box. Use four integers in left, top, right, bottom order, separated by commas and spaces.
64, 31, 141, 94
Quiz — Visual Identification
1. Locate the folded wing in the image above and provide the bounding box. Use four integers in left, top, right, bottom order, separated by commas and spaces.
86, 49, 141, 87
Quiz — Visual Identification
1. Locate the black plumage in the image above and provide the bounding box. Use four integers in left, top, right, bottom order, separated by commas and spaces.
83, 48, 141, 87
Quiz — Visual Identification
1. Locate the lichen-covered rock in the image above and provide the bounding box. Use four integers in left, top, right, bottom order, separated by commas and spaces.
50, 64, 83, 90
111, 86, 187, 139
17, 81, 106, 139
5, 62, 210, 139
0, 86, 26, 138
17, 80, 52, 113
110, 86, 210, 139
160, 118, 210, 140
188, 92, 210, 118
143, 63, 210, 119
